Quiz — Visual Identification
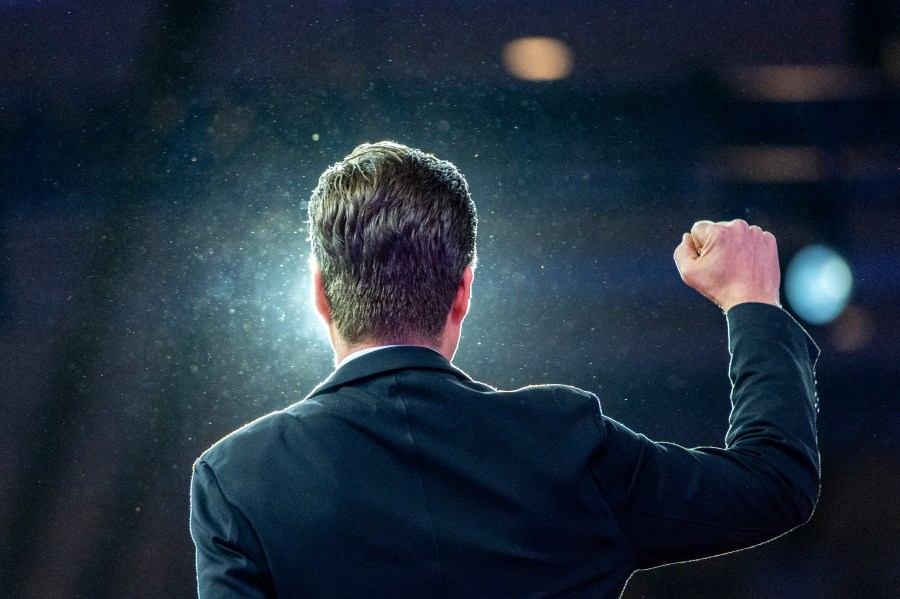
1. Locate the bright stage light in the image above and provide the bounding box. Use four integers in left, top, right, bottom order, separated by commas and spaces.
785, 244, 853, 325
290, 256, 333, 346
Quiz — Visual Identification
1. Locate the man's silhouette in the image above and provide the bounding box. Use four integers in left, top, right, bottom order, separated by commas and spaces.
190, 141, 819, 598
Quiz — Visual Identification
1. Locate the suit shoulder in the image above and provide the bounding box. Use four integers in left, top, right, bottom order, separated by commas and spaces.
505, 381, 597, 399
500, 382, 601, 412
196, 399, 324, 469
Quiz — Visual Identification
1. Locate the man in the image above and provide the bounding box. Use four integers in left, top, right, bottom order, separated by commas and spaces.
190, 141, 819, 598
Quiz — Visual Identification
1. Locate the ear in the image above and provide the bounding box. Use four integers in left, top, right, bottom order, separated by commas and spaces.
311, 263, 333, 324
449, 265, 474, 326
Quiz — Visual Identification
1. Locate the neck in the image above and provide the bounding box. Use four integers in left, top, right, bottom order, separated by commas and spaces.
329, 328, 459, 366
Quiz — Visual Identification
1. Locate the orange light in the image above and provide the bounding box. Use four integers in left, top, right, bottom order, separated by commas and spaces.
718, 146, 827, 183
503, 37, 573, 81
830, 305, 873, 352
727, 65, 876, 102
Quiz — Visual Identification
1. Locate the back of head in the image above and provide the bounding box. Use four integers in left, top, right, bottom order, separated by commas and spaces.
308, 141, 477, 345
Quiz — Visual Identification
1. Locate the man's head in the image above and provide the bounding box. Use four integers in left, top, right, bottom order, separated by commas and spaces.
308, 141, 477, 350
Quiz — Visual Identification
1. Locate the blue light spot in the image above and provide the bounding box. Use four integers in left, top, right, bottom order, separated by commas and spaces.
785, 245, 853, 325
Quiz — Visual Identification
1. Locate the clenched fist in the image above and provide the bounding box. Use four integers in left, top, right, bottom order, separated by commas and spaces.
674, 219, 782, 313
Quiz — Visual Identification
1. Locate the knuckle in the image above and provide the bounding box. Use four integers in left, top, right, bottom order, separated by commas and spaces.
690, 220, 709, 235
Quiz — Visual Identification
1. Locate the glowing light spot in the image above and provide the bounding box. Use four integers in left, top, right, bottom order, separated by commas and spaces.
718, 146, 826, 183
830, 305, 873, 352
727, 65, 877, 102
312, 133, 320, 141
502, 37, 573, 81
785, 245, 853, 325
291, 260, 332, 345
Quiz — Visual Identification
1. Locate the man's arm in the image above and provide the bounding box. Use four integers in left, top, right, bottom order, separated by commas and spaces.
190, 459, 274, 599
589, 220, 819, 568
591, 302, 819, 567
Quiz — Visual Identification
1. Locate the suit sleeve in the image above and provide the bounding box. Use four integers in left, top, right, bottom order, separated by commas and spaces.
190, 458, 274, 599
590, 303, 820, 569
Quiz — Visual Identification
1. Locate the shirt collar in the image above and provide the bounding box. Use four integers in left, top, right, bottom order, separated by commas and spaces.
336, 345, 400, 369
307, 345, 472, 400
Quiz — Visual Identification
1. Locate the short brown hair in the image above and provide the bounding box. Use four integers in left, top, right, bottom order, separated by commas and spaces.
308, 141, 477, 344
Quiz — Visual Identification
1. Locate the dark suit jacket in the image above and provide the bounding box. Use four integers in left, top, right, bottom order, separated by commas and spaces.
190, 303, 820, 598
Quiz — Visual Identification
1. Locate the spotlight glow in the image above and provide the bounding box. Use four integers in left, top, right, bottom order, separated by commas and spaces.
785, 244, 853, 325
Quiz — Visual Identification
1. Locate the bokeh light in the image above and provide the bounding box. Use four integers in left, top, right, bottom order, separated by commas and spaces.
718, 146, 826, 182
726, 65, 876, 102
502, 37, 573, 81
830, 304, 874, 352
785, 244, 853, 325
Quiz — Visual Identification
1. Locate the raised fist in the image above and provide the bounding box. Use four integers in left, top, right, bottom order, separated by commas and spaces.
674, 219, 782, 312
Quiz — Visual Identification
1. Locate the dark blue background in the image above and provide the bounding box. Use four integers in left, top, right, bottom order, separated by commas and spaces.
2, 1, 898, 597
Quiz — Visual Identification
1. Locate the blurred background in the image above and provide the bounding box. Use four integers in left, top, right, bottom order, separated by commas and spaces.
2, 1, 899, 597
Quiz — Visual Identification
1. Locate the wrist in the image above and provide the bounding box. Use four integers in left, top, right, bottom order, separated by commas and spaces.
723, 297, 782, 313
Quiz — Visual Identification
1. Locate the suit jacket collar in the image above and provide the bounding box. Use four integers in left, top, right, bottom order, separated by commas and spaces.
306, 345, 473, 399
